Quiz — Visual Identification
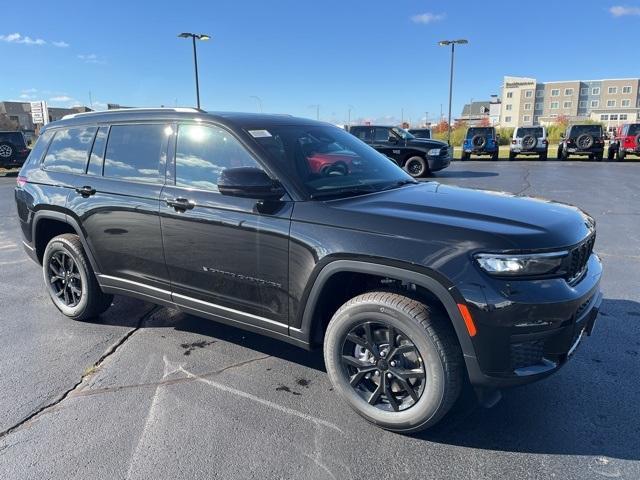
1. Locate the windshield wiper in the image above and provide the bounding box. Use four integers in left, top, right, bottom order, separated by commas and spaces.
379, 179, 418, 192
309, 185, 378, 200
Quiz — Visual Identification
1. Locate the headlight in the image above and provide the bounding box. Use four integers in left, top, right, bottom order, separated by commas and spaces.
427, 148, 442, 156
474, 251, 568, 276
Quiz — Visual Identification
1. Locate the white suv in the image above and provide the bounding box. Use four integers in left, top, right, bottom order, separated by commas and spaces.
509, 126, 548, 160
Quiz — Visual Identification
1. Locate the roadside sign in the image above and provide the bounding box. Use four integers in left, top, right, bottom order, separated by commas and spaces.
30, 101, 49, 125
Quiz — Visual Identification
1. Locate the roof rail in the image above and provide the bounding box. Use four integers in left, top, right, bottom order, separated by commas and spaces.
61, 107, 205, 120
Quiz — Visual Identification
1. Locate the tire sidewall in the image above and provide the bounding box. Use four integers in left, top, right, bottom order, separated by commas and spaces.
324, 302, 447, 432
42, 238, 90, 318
404, 156, 426, 178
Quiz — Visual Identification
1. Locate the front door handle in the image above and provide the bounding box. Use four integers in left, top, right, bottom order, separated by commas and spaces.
75, 185, 96, 197
166, 197, 195, 211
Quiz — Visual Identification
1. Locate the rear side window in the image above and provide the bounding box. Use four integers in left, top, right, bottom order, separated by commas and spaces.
104, 124, 169, 183
25, 130, 54, 165
350, 127, 372, 142
373, 127, 390, 142
42, 127, 97, 174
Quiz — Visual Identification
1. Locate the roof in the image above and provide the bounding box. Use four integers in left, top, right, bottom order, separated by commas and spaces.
0, 101, 32, 115
46, 108, 327, 130
461, 101, 491, 117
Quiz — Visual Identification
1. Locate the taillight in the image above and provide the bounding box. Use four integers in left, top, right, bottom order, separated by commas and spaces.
511, 140, 516, 144
16, 175, 27, 187
542, 139, 548, 145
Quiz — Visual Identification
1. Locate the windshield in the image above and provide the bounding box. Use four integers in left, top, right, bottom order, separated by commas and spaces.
570, 125, 602, 136
466, 127, 494, 138
391, 127, 415, 140
516, 127, 543, 138
250, 125, 414, 199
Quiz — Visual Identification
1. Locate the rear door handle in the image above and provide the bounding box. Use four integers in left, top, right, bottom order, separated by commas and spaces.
166, 197, 195, 211
75, 185, 96, 197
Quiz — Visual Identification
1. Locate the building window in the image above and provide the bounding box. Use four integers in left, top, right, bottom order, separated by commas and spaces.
505, 104, 512, 111
563, 101, 572, 108
607, 100, 616, 107
506, 92, 513, 99
550, 114, 558, 118
591, 100, 599, 108
564, 88, 574, 96
610, 114, 618, 120
622, 99, 631, 107
524, 90, 533, 98
504, 116, 512, 122
551, 89, 560, 97
601, 114, 609, 121
580, 87, 588, 96
536, 90, 544, 98
523, 115, 531, 122
535, 102, 543, 110
579, 101, 587, 108
622, 86, 632, 94
620, 114, 628, 120
524, 103, 532, 110
550, 101, 559, 109
608, 86, 617, 94
592, 87, 600, 95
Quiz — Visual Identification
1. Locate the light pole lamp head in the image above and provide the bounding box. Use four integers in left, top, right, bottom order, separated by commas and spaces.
178, 32, 193, 38
178, 33, 211, 41
438, 39, 468, 46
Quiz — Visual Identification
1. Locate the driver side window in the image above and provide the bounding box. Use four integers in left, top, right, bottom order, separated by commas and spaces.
373, 127, 391, 142
175, 124, 262, 192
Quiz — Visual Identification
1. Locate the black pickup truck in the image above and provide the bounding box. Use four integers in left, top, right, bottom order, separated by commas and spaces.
348, 125, 451, 177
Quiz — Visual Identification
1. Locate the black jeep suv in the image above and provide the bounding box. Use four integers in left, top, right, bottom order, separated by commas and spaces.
348, 125, 451, 177
0, 131, 31, 167
15, 109, 602, 433
558, 124, 605, 161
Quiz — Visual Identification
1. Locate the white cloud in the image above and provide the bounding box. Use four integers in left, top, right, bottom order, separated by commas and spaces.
0, 32, 47, 45
410, 12, 446, 24
610, 5, 640, 16
77, 53, 105, 64
49, 95, 73, 102
52, 40, 70, 48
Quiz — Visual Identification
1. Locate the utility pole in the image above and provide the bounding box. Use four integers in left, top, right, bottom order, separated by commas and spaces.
438, 39, 469, 145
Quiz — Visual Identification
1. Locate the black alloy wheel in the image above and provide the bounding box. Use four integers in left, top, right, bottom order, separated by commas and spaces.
340, 321, 426, 412
47, 251, 82, 307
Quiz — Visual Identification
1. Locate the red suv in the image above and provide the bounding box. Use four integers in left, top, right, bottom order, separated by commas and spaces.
608, 123, 640, 161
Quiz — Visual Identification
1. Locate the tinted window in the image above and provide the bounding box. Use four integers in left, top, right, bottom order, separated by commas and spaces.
350, 127, 371, 142
627, 124, 640, 136
42, 127, 97, 174
0, 132, 26, 146
516, 127, 543, 138
104, 124, 168, 183
87, 126, 108, 176
467, 127, 494, 138
175, 124, 262, 192
569, 125, 602, 137
373, 127, 391, 142
25, 130, 54, 165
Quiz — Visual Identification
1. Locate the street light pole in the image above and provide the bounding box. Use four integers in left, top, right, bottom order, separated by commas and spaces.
178, 32, 211, 109
438, 39, 468, 145
347, 105, 354, 126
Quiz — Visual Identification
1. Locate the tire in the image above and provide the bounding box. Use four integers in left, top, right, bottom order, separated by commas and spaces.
460, 151, 469, 161
607, 147, 615, 161
595, 152, 603, 162
617, 149, 626, 162
471, 135, 486, 149
324, 291, 463, 433
491, 150, 499, 161
508, 151, 515, 161
42, 233, 113, 321
0, 142, 15, 161
404, 156, 428, 178
521, 135, 536, 151
560, 146, 569, 161
540, 150, 548, 161
576, 134, 595, 150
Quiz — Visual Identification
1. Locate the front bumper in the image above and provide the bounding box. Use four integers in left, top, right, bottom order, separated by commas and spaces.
458, 253, 603, 388
427, 151, 452, 171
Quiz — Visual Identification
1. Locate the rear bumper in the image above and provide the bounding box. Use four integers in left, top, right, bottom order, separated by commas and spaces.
459, 253, 603, 388
511, 147, 547, 154
565, 147, 604, 155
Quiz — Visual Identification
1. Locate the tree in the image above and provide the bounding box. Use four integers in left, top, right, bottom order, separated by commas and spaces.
0, 114, 19, 131
432, 119, 449, 134
479, 116, 491, 127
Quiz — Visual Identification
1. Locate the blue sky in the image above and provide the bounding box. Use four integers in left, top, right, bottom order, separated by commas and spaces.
1, 0, 639, 125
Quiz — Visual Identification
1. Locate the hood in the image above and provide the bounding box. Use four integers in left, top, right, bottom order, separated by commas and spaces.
327, 182, 594, 250
409, 138, 448, 148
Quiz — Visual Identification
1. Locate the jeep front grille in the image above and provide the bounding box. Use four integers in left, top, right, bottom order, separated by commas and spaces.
565, 234, 595, 284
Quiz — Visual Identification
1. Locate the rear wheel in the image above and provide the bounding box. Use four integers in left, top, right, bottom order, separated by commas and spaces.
617, 149, 626, 161
491, 150, 499, 161
43, 233, 113, 321
460, 151, 469, 161
404, 156, 428, 178
560, 147, 569, 160
324, 291, 463, 433
540, 151, 548, 161
595, 152, 603, 162
508, 151, 516, 161
607, 147, 615, 161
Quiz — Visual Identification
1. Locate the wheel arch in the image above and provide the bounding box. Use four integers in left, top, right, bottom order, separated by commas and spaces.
290, 259, 475, 358
32, 210, 101, 274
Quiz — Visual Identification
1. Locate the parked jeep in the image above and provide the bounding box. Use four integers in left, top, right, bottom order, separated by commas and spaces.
461, 127, 499, 161
557, 124, 605, 161
348, 125, 451, 177
509, 126, 548, 160
0, 131, 31, 167
607, 123, 640, 161
16, 109, 602, 433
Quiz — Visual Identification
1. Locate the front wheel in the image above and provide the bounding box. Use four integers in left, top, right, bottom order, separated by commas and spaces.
404, 156, 428, 178
324, 291, 463, 433
43, 233, 113, 320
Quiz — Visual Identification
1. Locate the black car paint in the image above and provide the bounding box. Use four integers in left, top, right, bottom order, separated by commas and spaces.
559, 124, 605, 158
0, 131, 30, 166
347, 125, 451, 172
15, 109, 602, 389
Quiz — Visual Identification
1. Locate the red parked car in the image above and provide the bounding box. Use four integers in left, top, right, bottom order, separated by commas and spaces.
608, 123, 640, 161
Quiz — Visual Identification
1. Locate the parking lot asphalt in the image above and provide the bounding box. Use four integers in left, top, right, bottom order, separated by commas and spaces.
1, 161, 639, 479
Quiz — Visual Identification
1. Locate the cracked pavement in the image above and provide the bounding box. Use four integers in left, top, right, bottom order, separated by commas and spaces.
1, 161, 640, 479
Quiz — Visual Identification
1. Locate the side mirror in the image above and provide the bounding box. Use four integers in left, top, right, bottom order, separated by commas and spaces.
388, 136, 398, 144
560, 133, 565, 139
218, 167, 285, 200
